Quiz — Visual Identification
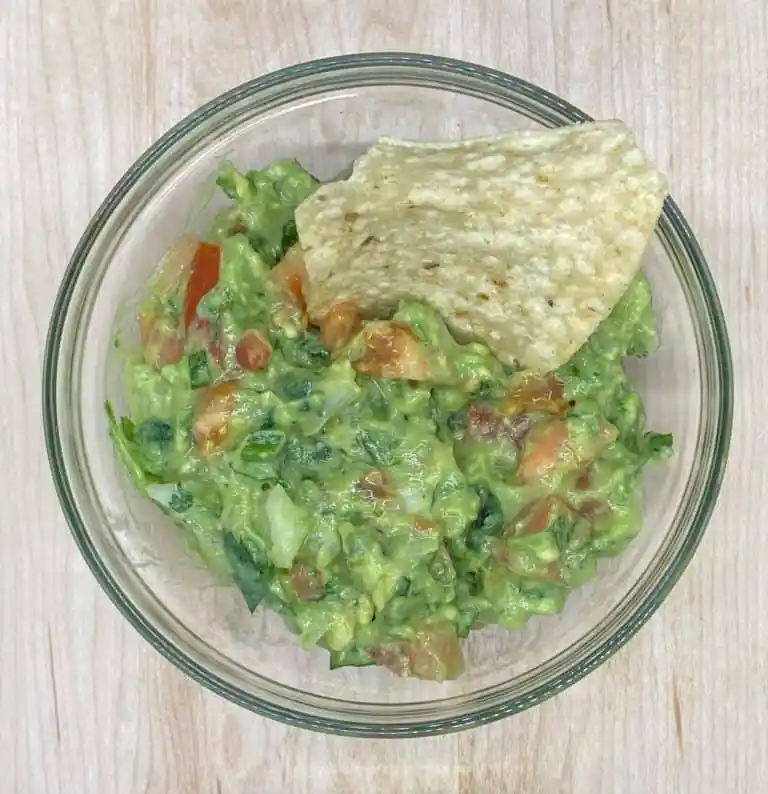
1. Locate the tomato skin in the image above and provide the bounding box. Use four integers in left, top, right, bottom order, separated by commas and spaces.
235, 329, 271, 371
183, 242, 221, 328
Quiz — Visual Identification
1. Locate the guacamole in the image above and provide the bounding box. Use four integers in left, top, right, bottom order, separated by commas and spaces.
107, 160, 672, 681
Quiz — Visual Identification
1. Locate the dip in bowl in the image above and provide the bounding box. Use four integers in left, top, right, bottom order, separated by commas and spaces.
43, 53, 732, 736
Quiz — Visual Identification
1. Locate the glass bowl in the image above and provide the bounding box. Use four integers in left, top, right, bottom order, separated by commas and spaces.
42, 53, 733, 737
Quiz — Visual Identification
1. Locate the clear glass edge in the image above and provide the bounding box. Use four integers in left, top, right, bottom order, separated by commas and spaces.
41, 52, 734, 737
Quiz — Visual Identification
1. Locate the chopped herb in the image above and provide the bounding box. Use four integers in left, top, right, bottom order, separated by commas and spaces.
644, 432, 674, 460
119, 416, 136, 442
169, 486, 194, 513
132, 418, 174, 477
188, 350, 211, 389
222, 531, 273, 612
357, 429, 394, 466
280, 333, 330, 371
134, 418, 172, 445
105, 402, 153, 489
248, 231, 282, 266
280, 218, 298, 253
329, 645, 375, 669
466, 485, 504, 551
241, 429, 286, 461
446, 409, 468, 436
275, 374, 312, 402
548, 516, 572, 551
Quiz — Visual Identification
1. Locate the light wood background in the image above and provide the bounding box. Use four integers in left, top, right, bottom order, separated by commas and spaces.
2, 1, 764, 792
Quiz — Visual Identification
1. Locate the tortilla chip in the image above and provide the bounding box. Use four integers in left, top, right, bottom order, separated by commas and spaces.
295, 121, 667, 372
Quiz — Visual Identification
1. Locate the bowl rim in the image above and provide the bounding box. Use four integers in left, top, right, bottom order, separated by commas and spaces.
42, 51, 733, 737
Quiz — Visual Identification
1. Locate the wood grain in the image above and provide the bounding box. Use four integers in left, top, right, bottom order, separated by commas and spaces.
2, 1, 765, 792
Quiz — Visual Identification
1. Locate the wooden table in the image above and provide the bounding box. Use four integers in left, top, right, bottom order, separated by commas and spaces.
3, 2, 763, 792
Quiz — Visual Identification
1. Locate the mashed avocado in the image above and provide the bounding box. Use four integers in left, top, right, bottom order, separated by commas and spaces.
107, 161, 672, 681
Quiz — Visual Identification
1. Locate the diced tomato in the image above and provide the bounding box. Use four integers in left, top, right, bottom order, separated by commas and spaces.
531, 561, 564, 584
369, 623, 464, 681
355, 469, 397, 505
490, 538, 506, 567
187, 317, 221, 364
368, 645, 411, 678
149, 234, 200, 299
517, 420, 570, 484
139, 311, 182, 368
183, 242, 221, 328
235, 329, 271, 371
209, 344, 221, 365
408, 623, 465, 681
575, 469, 591, 490
286, 275, 306, 313
492, 497, 576, 576
353, 322, 430, 380
289, 564, 325, 601
466, 405, 503, 440
493, 542, 564, 584
413, 517, 438, 533
513, 496, 563, 536
318, 301, 362, 352
503, 374, 567, 417
138, 310, 155, 347
466, 404, 533, 446
186, 316, 211, 344
519, 419, 618, 487
155, 332, 182, 367
578, 499, 609, 521
272, 245, 308, 319
192, 380, 240, 455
